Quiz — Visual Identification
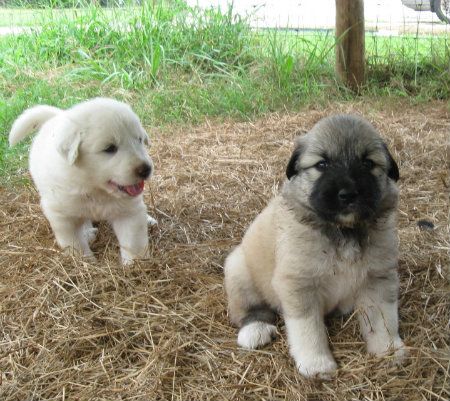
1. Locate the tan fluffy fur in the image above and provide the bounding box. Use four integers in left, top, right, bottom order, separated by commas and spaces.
224, 115, 407, 379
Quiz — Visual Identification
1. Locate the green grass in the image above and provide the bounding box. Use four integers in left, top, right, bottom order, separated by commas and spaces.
0, 7, 132, 27
1, 1, 449, 183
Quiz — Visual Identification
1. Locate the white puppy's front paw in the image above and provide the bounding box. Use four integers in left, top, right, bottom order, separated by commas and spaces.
237, 322, 277, 349
121, 248, 150, 266
85, 227, 98, 244
121, 257, 134, 266
62, 245, 96, 262
147, 214, 157, 226
294, 353, 337, 380
391, 343, 409, 365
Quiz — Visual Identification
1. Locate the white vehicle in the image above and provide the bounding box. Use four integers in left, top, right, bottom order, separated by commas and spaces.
401, 0, 449, 23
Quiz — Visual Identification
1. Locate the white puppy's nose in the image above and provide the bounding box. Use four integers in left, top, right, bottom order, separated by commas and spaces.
135, 163, 152, 179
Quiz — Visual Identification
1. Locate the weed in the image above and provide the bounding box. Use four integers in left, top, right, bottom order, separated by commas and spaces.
0, 1, 448, 182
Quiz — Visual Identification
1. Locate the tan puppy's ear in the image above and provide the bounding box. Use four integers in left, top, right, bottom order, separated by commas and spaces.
56, 121, 82, 165
286, 140, 305, 180
382, 143, 400, 182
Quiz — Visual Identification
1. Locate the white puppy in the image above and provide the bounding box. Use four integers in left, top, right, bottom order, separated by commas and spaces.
9, 97, 155, 264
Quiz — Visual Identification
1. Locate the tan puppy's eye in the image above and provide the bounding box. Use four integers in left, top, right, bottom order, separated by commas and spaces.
315, 160, 329, 171
362, 158, 375, 169
103, 144, 118, 154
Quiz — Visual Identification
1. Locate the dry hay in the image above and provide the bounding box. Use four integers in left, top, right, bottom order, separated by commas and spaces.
0, 100, 449, 401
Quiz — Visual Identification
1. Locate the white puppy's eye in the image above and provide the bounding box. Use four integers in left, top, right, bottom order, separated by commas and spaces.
315, 160, 329, 171
103, 144, 118, 154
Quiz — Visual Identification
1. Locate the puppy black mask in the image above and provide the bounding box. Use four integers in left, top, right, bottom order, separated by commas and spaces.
285, 115, 399, 226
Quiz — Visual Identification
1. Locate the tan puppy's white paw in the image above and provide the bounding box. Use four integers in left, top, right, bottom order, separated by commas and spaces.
368, 337, 408, 365
147, 214, 158, 226
296, 354, 338, 380
368, 336, 405, 355
237, 322, 277, 349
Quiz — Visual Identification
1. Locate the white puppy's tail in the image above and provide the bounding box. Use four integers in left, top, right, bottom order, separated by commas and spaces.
9, 105, 62, 146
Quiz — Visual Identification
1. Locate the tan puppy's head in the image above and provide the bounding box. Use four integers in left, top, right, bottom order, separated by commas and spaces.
55, 98, 153, 198
284, 114, 399, 228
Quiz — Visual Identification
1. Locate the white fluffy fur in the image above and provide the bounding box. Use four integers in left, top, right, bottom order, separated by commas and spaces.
9, 105, 61, 146
9, 97, 155, 264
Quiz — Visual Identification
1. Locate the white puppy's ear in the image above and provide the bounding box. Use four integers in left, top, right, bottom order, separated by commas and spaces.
56, 121, 82, 165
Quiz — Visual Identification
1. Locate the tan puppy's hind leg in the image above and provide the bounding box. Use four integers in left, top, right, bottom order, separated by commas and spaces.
224, 246, 277, 349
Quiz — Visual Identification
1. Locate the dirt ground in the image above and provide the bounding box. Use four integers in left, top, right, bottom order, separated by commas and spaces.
0, 100, 449, 401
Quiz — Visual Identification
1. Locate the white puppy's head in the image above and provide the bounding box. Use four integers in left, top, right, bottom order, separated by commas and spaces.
56, 98, 153, 198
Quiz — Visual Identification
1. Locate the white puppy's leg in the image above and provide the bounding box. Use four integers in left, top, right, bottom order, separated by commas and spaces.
82, 220, 98, 245
356, 270, 407, 363
273, 277, 337, 379
224, 246, 277, 349
147, 214, 157, 226
44, 208, 93, 257
112, 208, 149, 265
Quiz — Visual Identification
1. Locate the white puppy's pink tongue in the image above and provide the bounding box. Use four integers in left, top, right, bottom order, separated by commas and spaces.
123, 181, 144, 196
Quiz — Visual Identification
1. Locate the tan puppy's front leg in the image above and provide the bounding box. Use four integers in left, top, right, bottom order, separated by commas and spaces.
274, 277, 337, 379
356, 270, 407, 363
112, 208, 149, 265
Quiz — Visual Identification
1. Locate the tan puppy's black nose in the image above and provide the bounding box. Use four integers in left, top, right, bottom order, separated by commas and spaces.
338, 188, 358, 205
135, 163, 152, 179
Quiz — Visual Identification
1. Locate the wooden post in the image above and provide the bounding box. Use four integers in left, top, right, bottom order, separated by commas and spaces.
335, 0, 365, 91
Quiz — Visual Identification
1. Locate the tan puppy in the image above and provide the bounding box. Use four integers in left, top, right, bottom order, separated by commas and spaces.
224, 114, 407, 379
9, 98, 155, 264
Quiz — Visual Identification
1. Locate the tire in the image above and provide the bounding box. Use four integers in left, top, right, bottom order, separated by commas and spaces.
434, 0, 450, 23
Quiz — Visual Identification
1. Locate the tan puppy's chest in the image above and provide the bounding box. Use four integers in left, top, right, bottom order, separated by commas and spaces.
316, 253, 369, 314
241, 196, 388, 315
